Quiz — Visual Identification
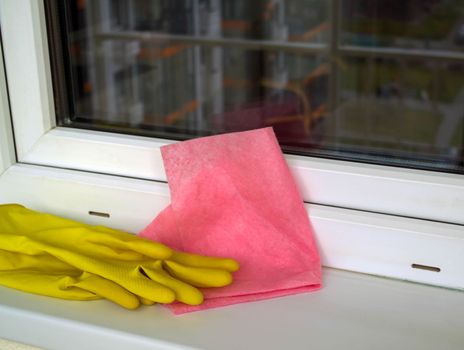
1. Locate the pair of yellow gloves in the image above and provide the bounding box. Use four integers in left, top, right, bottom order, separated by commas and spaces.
0, 204, 239, 309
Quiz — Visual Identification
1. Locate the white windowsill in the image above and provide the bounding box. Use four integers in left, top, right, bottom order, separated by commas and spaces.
0, 268, 463, 350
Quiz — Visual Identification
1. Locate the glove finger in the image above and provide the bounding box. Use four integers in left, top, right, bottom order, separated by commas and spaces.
138, 296, 156, 306
29, 227, 172, 261
69, 271, 140, 310
88, 226, 173, 260
46, 253, 177, 305
171, 251, 239, 272
163, 260, 233, 288
141, 262, 204, 306
124, 266, 176, 304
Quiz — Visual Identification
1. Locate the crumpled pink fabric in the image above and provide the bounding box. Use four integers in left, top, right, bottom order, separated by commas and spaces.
139, 127, 321, 314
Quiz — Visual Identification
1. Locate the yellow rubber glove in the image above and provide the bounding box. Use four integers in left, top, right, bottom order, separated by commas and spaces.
0, 249, 142, 308
0, 204, 239, 309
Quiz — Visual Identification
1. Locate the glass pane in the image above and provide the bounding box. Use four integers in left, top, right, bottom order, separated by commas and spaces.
49, 0, 464, 173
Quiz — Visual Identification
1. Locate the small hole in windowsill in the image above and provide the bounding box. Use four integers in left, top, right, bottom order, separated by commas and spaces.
88, 211, 110, 218
411, 264, 441, 272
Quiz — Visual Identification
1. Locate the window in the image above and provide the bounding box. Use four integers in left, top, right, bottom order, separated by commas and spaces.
0, 0, 463, 289
50, 0, 464, 173
2, 0, 463, 223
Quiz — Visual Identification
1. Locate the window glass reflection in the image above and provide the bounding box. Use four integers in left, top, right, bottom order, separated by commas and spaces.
53, 0, 464, 173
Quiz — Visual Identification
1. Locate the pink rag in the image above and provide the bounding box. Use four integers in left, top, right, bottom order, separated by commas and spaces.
139, 127, 321, 314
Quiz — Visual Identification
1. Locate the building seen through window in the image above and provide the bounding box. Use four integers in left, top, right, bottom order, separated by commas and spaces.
48, 0, 464, 173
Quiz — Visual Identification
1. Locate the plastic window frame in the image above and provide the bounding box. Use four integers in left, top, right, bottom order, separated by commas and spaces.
0, 38, 15, 174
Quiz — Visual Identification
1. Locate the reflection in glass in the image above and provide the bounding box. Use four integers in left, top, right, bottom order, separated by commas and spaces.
341, 0, 464, 51
51, 0, 464, 173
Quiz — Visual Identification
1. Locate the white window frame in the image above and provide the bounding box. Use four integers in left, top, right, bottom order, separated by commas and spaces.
0, 38, 15, 174
0, 0, 464, 291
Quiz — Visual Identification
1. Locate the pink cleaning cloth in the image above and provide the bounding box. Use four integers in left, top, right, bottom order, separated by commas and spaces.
139, 127, 321, 314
